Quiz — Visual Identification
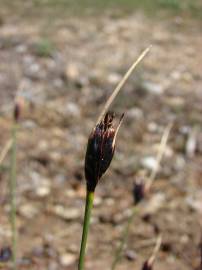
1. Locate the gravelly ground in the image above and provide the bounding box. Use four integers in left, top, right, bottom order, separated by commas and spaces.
0, 4, 202, 270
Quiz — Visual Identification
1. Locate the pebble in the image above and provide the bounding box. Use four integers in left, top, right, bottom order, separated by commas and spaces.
60, 253, 76, 266
94, 196, 102, 207
53, 205, 81, 221
36, 185, 51, 197
22, 120, 38, 129
125, 250, 137, 261
185, 127, 197, 158
165, 97, 185, 109
142, 81, 164, 95
65, 63, 79, 81
127, 107, 143, 120
19, 203, 39, 219
64, 102, 81, 117
107, 72, 121, 85
141, 156, 158, 171
147, 122, 159, 132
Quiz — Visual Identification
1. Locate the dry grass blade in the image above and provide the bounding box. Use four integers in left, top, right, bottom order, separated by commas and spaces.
96, 45, 152, 125
148, 235, 162, 265
0, 139, 13, 166
146, 123, 172, 191
142, 235, 162, 270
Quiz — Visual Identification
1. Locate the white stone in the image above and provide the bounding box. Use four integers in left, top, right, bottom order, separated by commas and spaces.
60, 253, 76, 266
141, 156, 158, 171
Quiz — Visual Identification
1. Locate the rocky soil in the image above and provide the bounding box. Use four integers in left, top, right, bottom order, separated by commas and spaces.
0, 4, 202, 270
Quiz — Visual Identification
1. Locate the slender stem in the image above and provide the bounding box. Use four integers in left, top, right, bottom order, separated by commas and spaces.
200, 234, 202, 270
78, 190, 94, 270
111, 206, 139, 270
10, 123, 18, 270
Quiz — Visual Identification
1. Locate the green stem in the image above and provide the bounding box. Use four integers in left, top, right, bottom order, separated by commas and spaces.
111, 206, 139, 270
78, 190, 94, 270
10, 123, 17, 270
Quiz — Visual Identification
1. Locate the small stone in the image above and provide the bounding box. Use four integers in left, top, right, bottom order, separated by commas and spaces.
147, 122, 159, 132
38, 140, 49, 151
185, 127, 198, 158
125, 250, 137, 261
19, 204, 39, 219
107, 72, 121, 85
22, 120, 37, 129
60, 253, 76, 266
94, 196, 102, 207
170, 70, 181, 80
53, 205, 80, 221
165, 97, 185, 109
50, 152, 61, 162
127, 108, 143, 120
65, 189, 77, 198
36, 186, 50, 197
65, 63, 79, 81
143, 81, 164, 95
141, 156, 158, 171
64, 102, 81, 117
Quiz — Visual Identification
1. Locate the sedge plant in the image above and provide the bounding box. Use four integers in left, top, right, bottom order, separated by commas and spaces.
111, 123, 172, 270
9, 97, 23, 270
78, 46, 152, 270
78, 112, 124, 270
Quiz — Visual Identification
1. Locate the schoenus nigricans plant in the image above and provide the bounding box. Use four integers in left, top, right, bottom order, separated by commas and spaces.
9, 97, 24, 270
78, 112, 124, 270
111, 124, 172, 270
78, 47, 152, 270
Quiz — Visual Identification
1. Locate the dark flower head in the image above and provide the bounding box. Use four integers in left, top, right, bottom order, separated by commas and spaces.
142, 261, 152, 270
133, 177, 146, 205
13, 97, 24, 123
85, 112, 124, 192
0, 246, 12, 263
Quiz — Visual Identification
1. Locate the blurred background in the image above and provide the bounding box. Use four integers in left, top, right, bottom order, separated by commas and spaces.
0, 0, 202, 269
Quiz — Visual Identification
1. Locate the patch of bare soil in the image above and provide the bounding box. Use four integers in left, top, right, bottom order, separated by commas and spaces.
0, 8, 202, 270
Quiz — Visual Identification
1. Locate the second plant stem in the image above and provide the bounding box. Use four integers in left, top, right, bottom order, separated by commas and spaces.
78, 190, 94, 270
10, 123, 17, 270
111, 206, 139, 270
